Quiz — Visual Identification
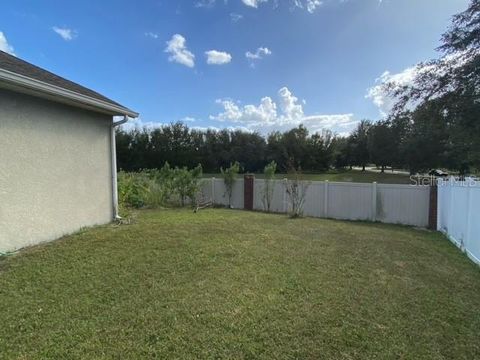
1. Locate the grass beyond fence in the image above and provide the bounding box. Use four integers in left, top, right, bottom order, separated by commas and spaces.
1, 209, 479, 358
204, 169, 411, 184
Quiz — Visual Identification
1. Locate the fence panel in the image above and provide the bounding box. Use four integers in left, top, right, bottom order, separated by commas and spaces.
466, 187, 480, 263
327, 182, 373, 221
438, 178, 480, 265
303, 182, 326, 218
377, 184, 430, 227
253, 179, 285, 213
438, 181, 451, 231
210, 178, 244, 209
199, 178, 213, 203
450, 185, 469, 247
202, 177, 430, 228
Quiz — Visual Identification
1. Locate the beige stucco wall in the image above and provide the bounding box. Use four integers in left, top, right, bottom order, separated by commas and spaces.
0, 88, 113, 253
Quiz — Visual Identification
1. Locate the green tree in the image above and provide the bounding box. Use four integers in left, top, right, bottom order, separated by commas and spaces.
367, 121, 396, 172
221, 162, 240, 208
350, 120, 372, 171
385, 0, 480, 171
285, 164, 309, 218
262, 161, 277, 212
172, 164, 203, 207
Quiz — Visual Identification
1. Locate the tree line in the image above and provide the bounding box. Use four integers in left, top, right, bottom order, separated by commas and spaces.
115, 123, 338, 173
117, 0, 479, 175
116, 114, 473, 175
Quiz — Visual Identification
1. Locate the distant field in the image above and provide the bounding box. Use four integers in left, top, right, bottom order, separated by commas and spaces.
204, 170, 412, 184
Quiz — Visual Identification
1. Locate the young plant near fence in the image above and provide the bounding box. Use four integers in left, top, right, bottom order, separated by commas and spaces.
172, 164, 203, 207
221, 161, 240, 208
285, 165, 310, 218
118, 171, 150, 209
262, 161, 277, 212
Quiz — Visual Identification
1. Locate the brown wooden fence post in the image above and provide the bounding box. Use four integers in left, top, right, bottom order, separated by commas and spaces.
244, 174, 254, 211
428, 183, 438, 230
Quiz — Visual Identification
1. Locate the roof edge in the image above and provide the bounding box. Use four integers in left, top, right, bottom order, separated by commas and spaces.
0, 68, 139, 118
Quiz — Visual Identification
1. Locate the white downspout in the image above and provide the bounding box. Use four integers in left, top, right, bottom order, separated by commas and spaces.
111, 115, 129, 220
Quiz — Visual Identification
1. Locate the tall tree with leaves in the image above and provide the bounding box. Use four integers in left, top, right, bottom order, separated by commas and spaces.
262, 161, 277, 212
385, 0, 480, 170
350, 120, 371, 171
368, 121, 396, 172
221, 162, 240, 208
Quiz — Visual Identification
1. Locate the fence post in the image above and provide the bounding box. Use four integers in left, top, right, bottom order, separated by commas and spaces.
436, 179, 442, 231
211, 177, 215, 204
428, 182, 438, 230
244, 174, 254, 211
448, 176, 455, 234
283, 178, 288, 214
324, 180, 329, 218
464, 181, 473, 252
372, 182, 377, 222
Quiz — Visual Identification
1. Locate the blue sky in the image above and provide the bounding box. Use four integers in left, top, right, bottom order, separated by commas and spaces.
0, 0, 470, 135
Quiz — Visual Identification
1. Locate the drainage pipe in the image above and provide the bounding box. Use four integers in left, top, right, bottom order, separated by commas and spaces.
111, 116, 129, 220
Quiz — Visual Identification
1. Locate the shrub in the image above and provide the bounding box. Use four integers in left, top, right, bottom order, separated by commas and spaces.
118, 171, 149, 209
220, 162, 240, 208
285, 165, 310, 218
172, 164, 203, 207
262, 161, 277, 212
118, 163, 204, 213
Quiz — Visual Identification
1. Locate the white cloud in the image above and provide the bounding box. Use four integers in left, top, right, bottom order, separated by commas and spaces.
120, 118, 251, 134
242, 0, 268, 8
52, 27, 77, 41
246, 47, 272, 67
199, 0, 331, 12
366, 67, 417, 116
210, 87, 357, 134
305, 0, 323, 13
366, 51, 475, 116
0, 31, 15, 55
192, 125, 253, 133
165, 34, 195, 68
181, 116, 196, 122
195, 0, 217, 8
205, 50, 232, 65
242, 0, 322, 12
246, 47, 272, 60
230, 13, 244, 22
145, 32, 159, 39
120, 118, 165, 131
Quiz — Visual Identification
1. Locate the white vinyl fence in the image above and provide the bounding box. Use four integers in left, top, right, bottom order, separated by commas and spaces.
437, 178, 480, 265
201, 178, 430, 227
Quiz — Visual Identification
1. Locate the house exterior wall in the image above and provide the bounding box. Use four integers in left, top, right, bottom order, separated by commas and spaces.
0, 88, 113, 253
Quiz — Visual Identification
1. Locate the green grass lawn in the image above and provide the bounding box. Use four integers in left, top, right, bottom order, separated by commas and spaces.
1, 209, 479, 359
204, 169, 412, 184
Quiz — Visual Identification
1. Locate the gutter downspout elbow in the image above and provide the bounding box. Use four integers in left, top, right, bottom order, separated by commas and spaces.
111, 115, 129, 220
